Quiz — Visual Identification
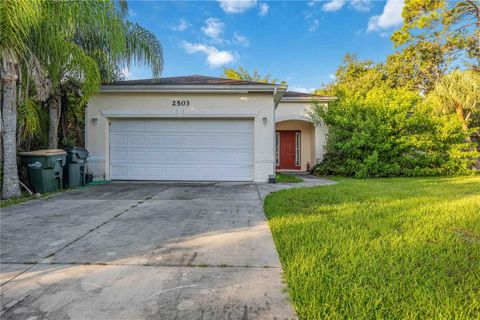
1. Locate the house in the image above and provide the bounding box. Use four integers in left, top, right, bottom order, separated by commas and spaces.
85, 75, 335, 182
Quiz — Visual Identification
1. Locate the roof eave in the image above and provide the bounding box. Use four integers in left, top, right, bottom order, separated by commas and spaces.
99, 84, 288, 93
280, 96, 337, 102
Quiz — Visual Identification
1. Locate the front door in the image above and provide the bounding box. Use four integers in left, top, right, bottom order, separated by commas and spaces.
276, 131, 301, 170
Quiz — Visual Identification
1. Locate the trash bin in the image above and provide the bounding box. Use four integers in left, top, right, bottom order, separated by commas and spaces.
19, 149, 66, 193
63, 147, 89, 189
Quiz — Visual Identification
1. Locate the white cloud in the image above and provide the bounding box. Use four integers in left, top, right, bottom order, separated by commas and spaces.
367, 0, 404, 32
128, 9, 137, 17
322, 0, 346, 12
309, 19, 320, 32
307, 1, 318, 7
201, 18, 225, 40
328, 73, 335, 80
258, 3, 269, 16
182, 42, 236, 68
233, 32, 250, 46
290, 87, 316, 94
172, 18, 191, 32
322, 0, 371, 12
218, 0, 257, 13
350, 0, 371, 12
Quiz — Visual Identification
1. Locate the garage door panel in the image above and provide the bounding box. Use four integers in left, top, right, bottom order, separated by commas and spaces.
110, 119, 253, 181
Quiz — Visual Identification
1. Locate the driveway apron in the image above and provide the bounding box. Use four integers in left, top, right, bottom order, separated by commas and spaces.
1, 182, 295, 319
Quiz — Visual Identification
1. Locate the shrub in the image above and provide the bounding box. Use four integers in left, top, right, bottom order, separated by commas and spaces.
312, 86, 478, 178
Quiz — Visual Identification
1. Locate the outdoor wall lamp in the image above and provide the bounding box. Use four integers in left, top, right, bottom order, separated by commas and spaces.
262, 117, 267, 125
92, 117, 98, 125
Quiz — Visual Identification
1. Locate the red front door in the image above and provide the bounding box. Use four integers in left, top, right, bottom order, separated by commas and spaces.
276, 131, 300, 170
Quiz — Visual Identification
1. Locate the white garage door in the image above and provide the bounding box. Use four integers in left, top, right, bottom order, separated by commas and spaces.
109, 119, 254, 181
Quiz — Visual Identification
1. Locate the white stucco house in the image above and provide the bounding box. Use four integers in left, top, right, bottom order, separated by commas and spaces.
86, 75, 335, 182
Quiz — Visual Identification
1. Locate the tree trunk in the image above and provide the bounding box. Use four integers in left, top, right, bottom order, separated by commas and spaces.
48, 90, 61, 149
1, 74, 21, 199
455, 104, 471, 142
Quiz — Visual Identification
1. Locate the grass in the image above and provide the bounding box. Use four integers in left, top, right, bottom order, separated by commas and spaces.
0, 191, 58, 208
264, 176, 480, 319
276, 172, 304, 183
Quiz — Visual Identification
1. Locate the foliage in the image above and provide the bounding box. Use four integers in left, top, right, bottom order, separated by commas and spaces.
264, 176, 480, 319
315, 54, 386, 98
276, 172, 303, 183
392, 0, 480, 73
223, 66, 286, 84
312, 86, 478, 178
427, 70, 480, 133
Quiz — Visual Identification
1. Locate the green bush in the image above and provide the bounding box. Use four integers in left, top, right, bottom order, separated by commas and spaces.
313, 87, 478, 178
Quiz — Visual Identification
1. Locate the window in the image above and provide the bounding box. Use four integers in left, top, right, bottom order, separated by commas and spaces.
275, 132, 280, 165
295, 132, 301, 166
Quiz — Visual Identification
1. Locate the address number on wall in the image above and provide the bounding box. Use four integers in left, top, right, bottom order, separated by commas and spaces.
172, 100, 190, 107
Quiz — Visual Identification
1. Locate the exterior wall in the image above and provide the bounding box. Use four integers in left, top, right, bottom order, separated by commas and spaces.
86, 92, 276, 182
275, 120, 314, 171
275, 101, 329, 170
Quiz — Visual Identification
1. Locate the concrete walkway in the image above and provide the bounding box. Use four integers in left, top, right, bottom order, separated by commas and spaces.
1, 176, 333, 319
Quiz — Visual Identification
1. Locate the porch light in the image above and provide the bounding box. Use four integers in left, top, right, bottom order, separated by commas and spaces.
92, 117, 98, 125
262, 117, 267, 125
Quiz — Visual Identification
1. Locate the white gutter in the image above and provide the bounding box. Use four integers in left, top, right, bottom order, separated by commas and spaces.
280, 96, 337, 102
100, 84, 288, 93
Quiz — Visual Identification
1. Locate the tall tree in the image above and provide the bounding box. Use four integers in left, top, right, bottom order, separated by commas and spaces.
223, 66, 286, 84
0, 0, 42, 198
391, 0, 480, 92
39, 2, 163, 149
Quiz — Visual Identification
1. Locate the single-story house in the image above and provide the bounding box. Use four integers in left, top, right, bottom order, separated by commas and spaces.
86, 75, 335, 182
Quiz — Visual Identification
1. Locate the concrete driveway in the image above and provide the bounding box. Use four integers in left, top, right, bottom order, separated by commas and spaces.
1, 182, 297, 319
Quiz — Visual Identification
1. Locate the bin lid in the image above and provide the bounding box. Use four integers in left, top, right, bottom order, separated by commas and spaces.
63, 147, 89, 158
19, 149, 67, 157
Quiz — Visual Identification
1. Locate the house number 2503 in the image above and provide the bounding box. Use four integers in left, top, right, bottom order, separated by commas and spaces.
172, 100, 190, 107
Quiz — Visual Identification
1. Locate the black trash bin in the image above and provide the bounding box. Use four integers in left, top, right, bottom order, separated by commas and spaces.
19, 149, 67, 193
63, 147, 89, 189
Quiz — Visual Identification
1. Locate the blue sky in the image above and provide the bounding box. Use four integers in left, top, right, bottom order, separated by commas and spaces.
125, 0, 404, 92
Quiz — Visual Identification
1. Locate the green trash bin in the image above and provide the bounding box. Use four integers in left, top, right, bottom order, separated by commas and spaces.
63, 147, 89, 189
19, 149, 66, 193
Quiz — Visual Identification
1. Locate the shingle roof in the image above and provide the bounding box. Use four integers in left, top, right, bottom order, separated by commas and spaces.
107, 74, 282, 87
283, 91, 330, 98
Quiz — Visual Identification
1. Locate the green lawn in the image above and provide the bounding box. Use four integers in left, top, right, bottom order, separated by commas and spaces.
264, 176, 480, 319
276, 172, 304, 183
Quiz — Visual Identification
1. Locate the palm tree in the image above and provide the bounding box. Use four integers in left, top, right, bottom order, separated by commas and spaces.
0, 0, 42, 199
37, 1, 163, 149
429, 70, 480, 140
0, 0, 163, 198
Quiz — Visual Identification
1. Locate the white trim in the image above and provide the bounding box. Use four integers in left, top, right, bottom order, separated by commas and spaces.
281, 96, 337, 102
275, 115, 312, 123
101, 110, 259, 118
100, 84, 287, 93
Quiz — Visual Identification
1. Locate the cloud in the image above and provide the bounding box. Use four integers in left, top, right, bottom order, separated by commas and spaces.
182, 42, 236, 68
322, 0, 371, 12
218, 0, 257, 13
128, 9, 137, 17
322, 0, 346, 12
309, 19, 320, 32
233, 32, 250, 46
328, 73, 335, 80
172, 18, 191, 32
258, 3, 269, 16
350, 0, 371, 12
367, 0, 404, 32
290, 87, 316, 94
201, 18, 225, 40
